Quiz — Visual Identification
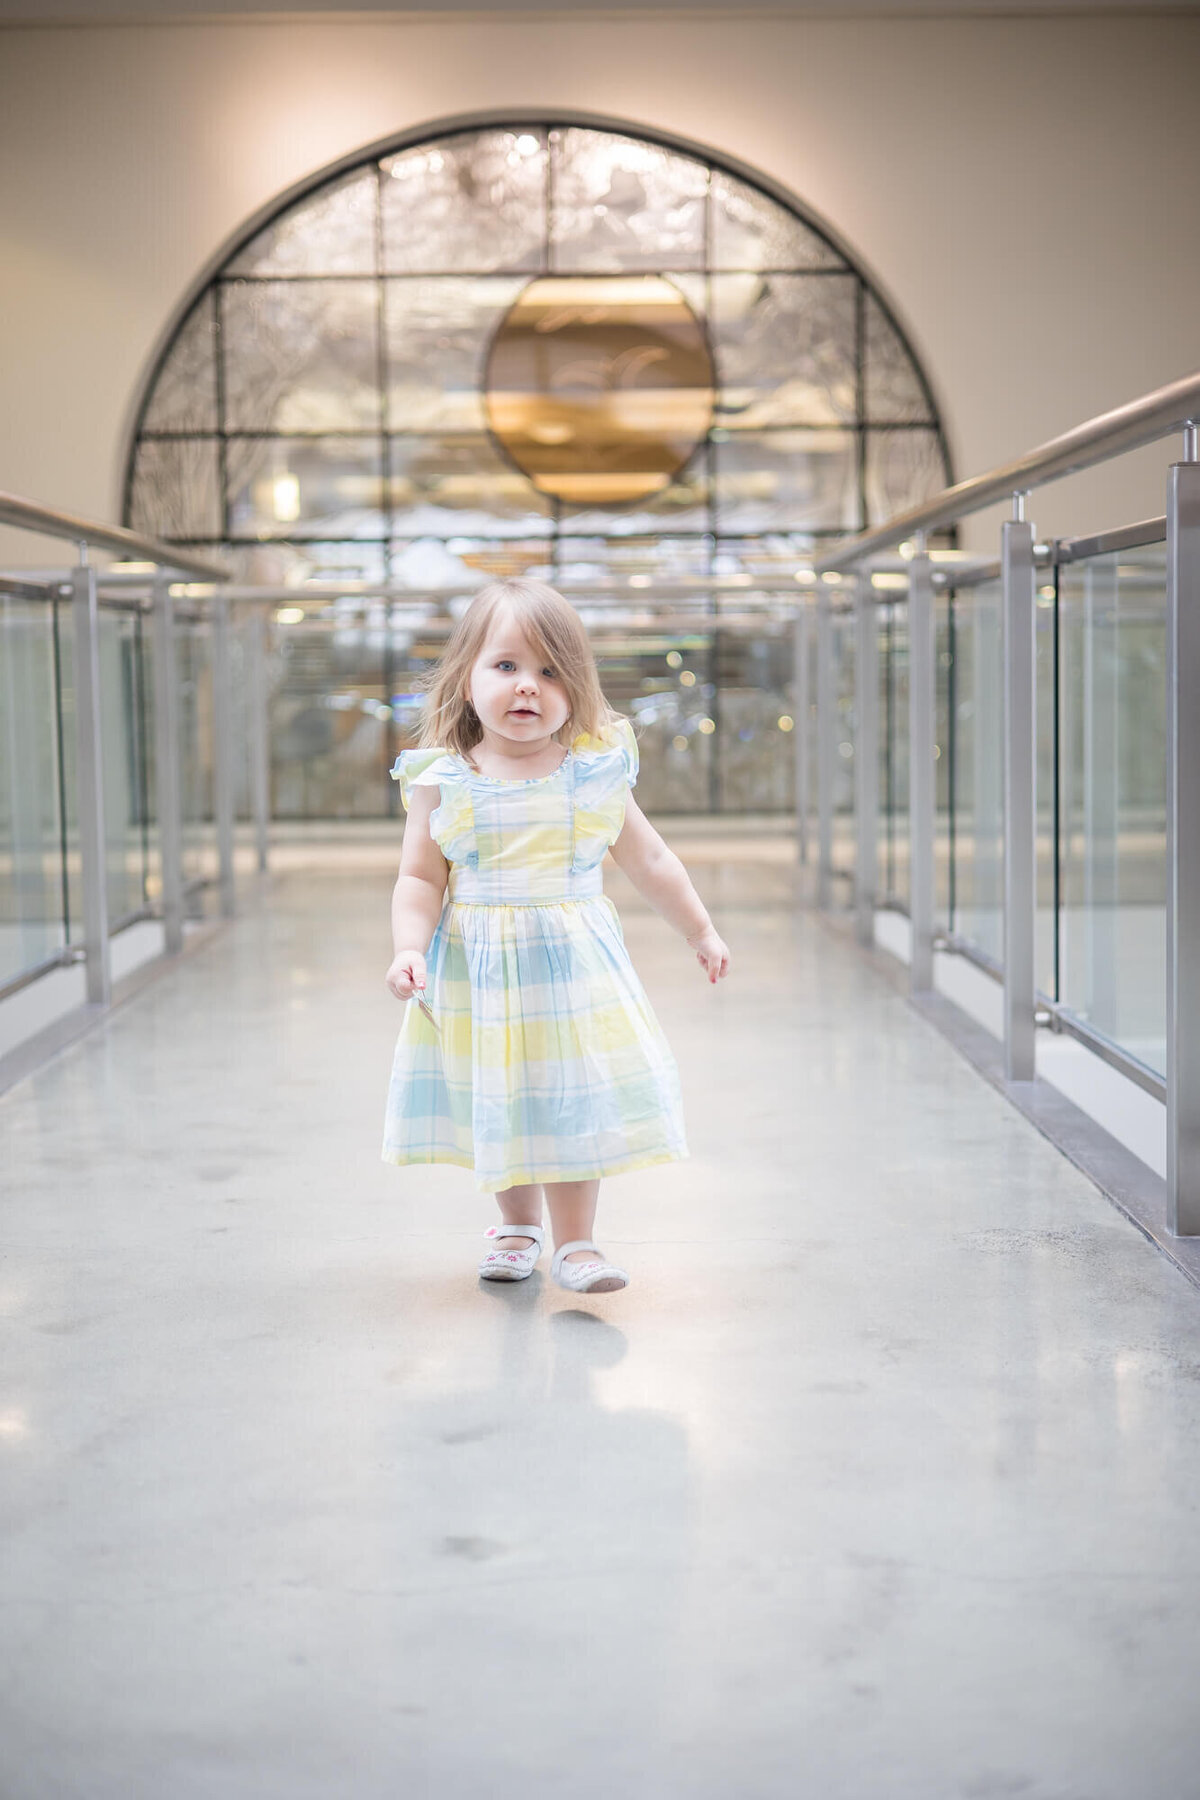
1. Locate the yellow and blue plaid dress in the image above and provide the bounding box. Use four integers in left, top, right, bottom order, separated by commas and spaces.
382, 716, 687, 1192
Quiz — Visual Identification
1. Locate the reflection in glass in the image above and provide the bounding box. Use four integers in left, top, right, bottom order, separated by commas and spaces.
221, 279, 380, 433
711, 273, 858, 428
552, 130, 707, 272
227, 168, 379, 278
227, 437, 383, 541
99, 610, 154, 926
381, 131, 547, 275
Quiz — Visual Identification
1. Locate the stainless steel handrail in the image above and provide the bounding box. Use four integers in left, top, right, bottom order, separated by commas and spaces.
817, 368, 1200, 572
0, 489, 229, 581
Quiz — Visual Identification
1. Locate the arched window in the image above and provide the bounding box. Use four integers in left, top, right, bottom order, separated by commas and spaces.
124, 118, 952, 818
125, 117, 950, 589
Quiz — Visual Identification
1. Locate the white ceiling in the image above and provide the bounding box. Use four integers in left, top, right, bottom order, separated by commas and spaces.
2, 0, 1197, 21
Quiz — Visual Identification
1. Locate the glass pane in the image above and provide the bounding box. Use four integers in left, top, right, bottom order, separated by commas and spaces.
227, 437, 383, 541
0, 596, 68, 980
269, 615, 393, 819
220, 279, 380, 432
556, 535, 712, 585
1058, 546, 1166, 1075
551, 129, 707, 272
713, 429, 858, 534
597, 629, 717, 813
711, 273, 858, 428
388, 434, 552, 539
381, 130, 546, 275
98, 609, 152, 925
176, 621, 217, 903
1036, 572, 1057, 997
227, 168, 379, 277
864, 428, 948, 526
935, 587, 953, 932
831, 608, 857, 890
386, 275, 527, 432
710, 169, 846, 272
714, 624, 797, 812
881, 601, 910, 909
951, 579, 1003, 962
128, 438, 221, 539
141, 292, 218, 433
864, 295, 933, 425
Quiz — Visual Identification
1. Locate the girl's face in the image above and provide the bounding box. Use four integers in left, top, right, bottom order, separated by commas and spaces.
468, 610, 571, 745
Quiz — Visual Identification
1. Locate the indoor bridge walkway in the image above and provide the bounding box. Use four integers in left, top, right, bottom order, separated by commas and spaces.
5, 832, 1200, 1799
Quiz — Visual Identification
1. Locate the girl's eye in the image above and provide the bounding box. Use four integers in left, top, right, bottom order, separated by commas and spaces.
496, 660, 515, 671
542, 668, 558, 680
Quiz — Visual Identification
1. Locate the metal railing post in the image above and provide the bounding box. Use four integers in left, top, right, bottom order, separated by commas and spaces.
854, 573, 879, 946
70, 549, 111, 1007
247, 606, 271, 874
795, 601, 810, 871
1167, 428, 1200, 1233
908, 541, 935, 990
152, 575, 184, 955
1002, 496, 1037, 1080
211, 594, 236, 919
816, 585, 833, 908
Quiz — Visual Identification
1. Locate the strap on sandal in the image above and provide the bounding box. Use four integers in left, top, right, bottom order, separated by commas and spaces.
485, 1223, 545, 1246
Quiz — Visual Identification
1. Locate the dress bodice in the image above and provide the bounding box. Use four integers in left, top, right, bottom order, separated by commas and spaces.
391, 717, 638, 905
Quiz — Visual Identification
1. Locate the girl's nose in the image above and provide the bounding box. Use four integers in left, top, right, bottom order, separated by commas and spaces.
514, 672, 537, 693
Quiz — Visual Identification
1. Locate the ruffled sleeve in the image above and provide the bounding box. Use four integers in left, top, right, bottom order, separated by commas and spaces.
570, 716, 639, 869
389, 748, 475, 865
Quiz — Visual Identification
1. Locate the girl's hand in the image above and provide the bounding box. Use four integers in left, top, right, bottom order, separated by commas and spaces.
386, 950, 427, 1001
686, 927, 730, 984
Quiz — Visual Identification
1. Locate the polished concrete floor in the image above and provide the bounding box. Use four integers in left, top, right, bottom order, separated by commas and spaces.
5, 838, 1200, 1799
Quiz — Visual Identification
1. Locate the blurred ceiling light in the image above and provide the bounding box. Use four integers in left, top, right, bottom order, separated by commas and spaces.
628, 574, 652, 588
871, 572, 909, 591
821, 571, 843, 585
679, 670, 697, 687
272, 473, 301, 523
697, 717, 716, 735
275, 606, 305, 625
515, 134, 540, 155
898, 540, 916, 559
666, 650, 683, 668
793, 569, 816, 584
777, 715, 795, 732
111, 560, 156, 574
672, 734, 689, 751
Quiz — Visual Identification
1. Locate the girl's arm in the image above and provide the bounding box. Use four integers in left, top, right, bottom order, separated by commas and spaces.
385, 786, 449, 1000
609, 795, 730, 983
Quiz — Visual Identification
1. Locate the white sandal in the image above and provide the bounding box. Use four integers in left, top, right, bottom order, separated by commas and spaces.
550, 1239, 629, 1295
478, 1222, 545, 1281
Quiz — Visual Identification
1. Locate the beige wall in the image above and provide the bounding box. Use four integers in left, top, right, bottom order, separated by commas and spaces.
1, 11, 1198, 565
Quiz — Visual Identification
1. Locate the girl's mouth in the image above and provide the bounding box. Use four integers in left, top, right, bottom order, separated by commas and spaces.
508, 708, 539, 718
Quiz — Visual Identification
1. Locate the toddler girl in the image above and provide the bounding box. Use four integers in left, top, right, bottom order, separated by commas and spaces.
383, 578, 730, 1294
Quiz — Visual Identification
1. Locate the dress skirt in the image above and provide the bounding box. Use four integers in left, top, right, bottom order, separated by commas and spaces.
382, 893, 688, 1192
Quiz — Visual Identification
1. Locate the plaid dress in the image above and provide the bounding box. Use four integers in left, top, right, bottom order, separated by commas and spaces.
381, 717, 688, 1191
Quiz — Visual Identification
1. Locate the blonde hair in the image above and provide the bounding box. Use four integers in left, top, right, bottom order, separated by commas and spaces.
420, 578, 616, 756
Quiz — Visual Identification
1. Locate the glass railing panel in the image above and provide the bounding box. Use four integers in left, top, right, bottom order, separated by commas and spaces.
934, 586, 953, 932
175, 618, 218, 901
1057, 544, 1166, 1076
879, 598, 909, 908
98, 605, 153, 925
0, 594, 69, 983
831, 605, 856, 889
1035, 571, 1057, 997
595, 614, 717, 813
950, 578, 1003, 962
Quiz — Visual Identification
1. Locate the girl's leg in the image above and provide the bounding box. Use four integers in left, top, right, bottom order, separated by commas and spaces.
543, 1179, 603, 1265
492, 1183, 544, 1252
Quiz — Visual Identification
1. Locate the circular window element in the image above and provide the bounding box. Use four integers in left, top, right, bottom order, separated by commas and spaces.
484, 274, 714, 507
